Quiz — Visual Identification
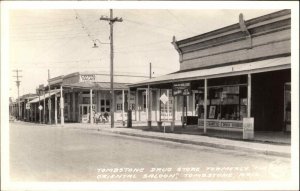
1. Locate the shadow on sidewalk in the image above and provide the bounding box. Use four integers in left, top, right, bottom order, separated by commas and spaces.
131, 124, 291, 145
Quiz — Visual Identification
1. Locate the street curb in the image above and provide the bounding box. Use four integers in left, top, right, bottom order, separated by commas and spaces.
99, 129, 291, 158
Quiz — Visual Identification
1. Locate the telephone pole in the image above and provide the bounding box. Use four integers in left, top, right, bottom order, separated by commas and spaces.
150, 62, 152, 79
13, 69, 22, 120
100, 9, 123, 128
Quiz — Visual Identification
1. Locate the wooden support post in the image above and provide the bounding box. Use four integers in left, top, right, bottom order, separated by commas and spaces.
247, 74, 251, 117
147, 85, 152, 128
55, 91, 57, 125
167, 90, 170, 121
60, 86, 64, 126
43, 93, 46, 124
90, 89, 93, 124
72, 91, 75, 122
159, 89, 161, 122
122, 89, 125, 123
204, 78, 207, 134
136, 90, 138, 121
171, 94, 176, 132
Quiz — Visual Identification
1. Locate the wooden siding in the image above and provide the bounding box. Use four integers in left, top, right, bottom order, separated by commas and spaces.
181, 39, 290, 71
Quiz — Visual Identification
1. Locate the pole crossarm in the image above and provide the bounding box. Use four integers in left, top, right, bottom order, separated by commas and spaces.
100, 16, 123, 23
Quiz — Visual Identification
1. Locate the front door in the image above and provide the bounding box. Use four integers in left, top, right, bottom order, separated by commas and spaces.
79, 104, 96, 123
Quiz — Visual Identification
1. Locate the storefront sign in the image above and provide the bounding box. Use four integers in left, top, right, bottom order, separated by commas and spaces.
80, 75, 96, 82
160, 93, 169, 105
38, 105, 43, 110
81, 114, 89, 123
198, 119, 243, 129
243, 117, 254, 139
173, 82, 191, 96
26, 103, 30, 110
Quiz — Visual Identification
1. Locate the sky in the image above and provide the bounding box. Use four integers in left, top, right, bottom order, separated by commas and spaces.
6, 5, 281, 99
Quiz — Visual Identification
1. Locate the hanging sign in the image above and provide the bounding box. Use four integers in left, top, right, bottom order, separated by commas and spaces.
26, 103, 30, 110
38, 105, 43, 110
160, 93, 169, 105
173, 82, 191, 96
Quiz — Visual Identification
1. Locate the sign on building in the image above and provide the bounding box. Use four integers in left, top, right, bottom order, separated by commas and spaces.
173, 82, 191, 96
80, 75, 96, 82
243, 117, 254, 139
160, 93, 169, 105
26, 103, 30, 110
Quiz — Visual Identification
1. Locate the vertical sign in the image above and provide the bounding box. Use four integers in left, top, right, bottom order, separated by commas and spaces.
243, 117, 254, 139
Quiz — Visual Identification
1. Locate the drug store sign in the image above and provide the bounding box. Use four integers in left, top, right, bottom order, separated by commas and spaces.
173, 82, 191, 96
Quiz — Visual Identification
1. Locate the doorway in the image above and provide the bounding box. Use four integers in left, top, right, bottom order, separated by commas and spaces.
79, 104, 96, 123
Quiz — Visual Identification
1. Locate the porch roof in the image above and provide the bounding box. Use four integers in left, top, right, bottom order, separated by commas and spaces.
28, 89, 60, 104
129, 56, 291, 88
62, 82, 129, 90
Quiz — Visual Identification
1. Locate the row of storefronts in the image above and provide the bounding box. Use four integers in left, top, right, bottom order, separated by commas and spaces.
9, 10, 291, 134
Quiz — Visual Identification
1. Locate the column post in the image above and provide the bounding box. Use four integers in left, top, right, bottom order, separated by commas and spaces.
72, 90, 76, 122
147, 85, 152, 128
171, 94, 176, 132
34, 103, 37, 122
90, 89, 93, 124
43, 92, 46, 124
136, 90, 139, 121
167, 90, 170, 121
122, 89, 125, 123
247, 74, 251, 117
39, 93, 41, 124
204, 78, 207, 134
60, 86, 64, 126
55, 90, 57, 125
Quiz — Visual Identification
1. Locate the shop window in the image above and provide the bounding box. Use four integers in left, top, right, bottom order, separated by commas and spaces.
195, 90, 204, 119
130, 103, 135, 110
117, 103, 123, 111
207, 85, 246, 120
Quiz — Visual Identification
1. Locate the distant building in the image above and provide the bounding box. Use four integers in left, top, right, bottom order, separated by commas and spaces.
22, 72, 147, 124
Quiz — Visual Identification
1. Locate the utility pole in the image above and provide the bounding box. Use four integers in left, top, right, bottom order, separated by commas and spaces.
48, 69, 51, 124
150, 62, 152, 79
13, 69, 22, 120
100, 9, 123, 128
147, 62, 152, 128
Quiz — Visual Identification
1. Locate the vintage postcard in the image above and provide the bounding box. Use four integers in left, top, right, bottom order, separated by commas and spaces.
1, 1, 299, 191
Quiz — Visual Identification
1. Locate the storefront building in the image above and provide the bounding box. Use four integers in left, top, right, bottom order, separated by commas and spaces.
22, 72, 147, 124
129, 10, 291, 133
9, 93, 38, 121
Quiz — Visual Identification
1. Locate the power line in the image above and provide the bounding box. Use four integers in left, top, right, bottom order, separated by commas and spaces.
74, 10, 95, 43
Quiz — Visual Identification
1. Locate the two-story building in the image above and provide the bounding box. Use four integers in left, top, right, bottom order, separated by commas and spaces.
129, 10, 291, 134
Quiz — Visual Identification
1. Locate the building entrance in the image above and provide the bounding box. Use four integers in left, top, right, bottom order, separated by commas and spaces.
79, 104, 96, 123
252, 69, 291, 131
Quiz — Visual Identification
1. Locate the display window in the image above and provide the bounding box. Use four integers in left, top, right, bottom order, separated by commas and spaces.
207, 85, 247, 121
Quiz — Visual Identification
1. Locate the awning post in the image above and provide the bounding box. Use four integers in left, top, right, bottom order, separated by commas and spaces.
60, 86, 64, 126
122, 89, 125, 124
147, 85, 152, 128
90, 89, 93, 124
55, 90, 57, 125
204, 78, 207, 134
247, 74, 251, 117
